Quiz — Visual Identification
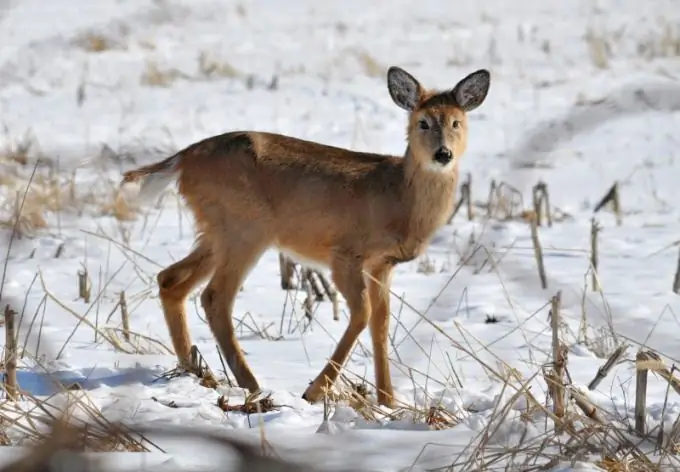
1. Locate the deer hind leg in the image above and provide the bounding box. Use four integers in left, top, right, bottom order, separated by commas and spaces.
200, 233, 270, 393
368, 263, 395, 407
302, 254, 371, 403
157, 243, 214, 372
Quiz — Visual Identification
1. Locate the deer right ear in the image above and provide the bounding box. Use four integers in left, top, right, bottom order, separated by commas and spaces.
387, 66, 422, 112
451, 69, 490, 112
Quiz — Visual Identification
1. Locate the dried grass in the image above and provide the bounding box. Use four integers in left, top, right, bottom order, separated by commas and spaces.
140, 60, 188, 87
584, 19, 680, 70
331, 48, 385, 78
0, 400, 334, 471
217, 392, 277, 415
73, 32, 127, 53
0, 141, 172, 239
197, 52, 242, 79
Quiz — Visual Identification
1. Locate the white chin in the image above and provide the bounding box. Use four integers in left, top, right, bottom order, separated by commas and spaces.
424, 160, 454, 173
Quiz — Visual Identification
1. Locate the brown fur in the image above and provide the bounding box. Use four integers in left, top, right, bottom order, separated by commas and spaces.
121, 67, 490, 407
121, 155, 177, 184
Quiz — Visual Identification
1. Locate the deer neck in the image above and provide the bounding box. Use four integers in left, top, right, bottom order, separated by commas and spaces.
401, 149, 458, 241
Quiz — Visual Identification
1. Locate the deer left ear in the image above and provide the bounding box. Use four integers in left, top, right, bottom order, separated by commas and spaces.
451, 69, 490, 112
387, 66, 423, 112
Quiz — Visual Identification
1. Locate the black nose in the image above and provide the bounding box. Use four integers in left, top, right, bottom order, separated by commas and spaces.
433, 147, 453, 165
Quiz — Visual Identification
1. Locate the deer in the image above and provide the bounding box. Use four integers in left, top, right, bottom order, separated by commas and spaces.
120, 66, 490, 407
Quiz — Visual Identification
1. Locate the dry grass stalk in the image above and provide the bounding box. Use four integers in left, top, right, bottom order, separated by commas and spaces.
588, 344, 629, 391
0, 378, 161, 453
464, 172, 473, 221
635, 350, 650, 436
153, 344, 222, 387
492, 181, 524, 220
596, 455, 659, 472
301, 268, 314, 323
99, 188, 139, 221
591, 217, 602, 292
278, 253, 295, 290
532, 181, 553, 227
83, 35, 109, 53
306, 269, 324, 300
39, 271, 132, 353
636, 350, 680, 397
664, 414, 680, 455
0, 188, 49, 238
673, 246, 680, 294
304, 269, 339, 321
426, 403, 464, 430
77, 266, 91, 304
189, 345, 223, 389
570, 388, 605, 424
0, 161, 39, 313
217, 392, 277, 415
315, 271, 340, 321
44, 412, 153, 449
321, 377, 382, 422
548, 292, 567, 424
197, 51, 242, 79
448, 172, 472, 223
353, 49, 384, 78
74, 32, 126, 53
635, 21, 680, 60
486, 179, 496, 218
101, 326, 173, 355
140, 61, 187, 87
585, 26, 612, 69
0, 424, 10, 446
119, 291, 130, 342
425, 405, 458, 430
278, 255, 339, 321
0, 130, 34, 166
3, 305, 18, 401
529, 212, 548, 289
593, 182, 622, 226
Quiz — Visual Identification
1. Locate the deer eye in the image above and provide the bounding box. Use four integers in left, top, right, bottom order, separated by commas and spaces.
418, 120, 430, 130
452, 120, 461, 129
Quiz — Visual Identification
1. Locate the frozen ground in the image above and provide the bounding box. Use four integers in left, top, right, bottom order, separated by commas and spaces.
1, 0, 680, 470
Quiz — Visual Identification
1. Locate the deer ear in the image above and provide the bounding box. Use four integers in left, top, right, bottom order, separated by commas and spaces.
451, 69, 490, 112
387, 66, 423, 111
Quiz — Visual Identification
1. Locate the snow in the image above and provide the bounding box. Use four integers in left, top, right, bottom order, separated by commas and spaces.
1, 0, 680, 470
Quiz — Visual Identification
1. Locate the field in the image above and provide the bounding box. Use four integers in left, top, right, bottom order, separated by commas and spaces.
1, 0, 680, 470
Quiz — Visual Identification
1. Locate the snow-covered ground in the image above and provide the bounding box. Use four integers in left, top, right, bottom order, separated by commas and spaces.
1, 0, 680, 470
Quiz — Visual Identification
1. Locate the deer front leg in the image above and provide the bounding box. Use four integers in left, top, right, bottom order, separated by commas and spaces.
302, 255, 370, 402
368, 263, 395, 407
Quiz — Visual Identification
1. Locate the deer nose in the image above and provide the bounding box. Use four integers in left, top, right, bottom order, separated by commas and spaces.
433, 147, 453, 165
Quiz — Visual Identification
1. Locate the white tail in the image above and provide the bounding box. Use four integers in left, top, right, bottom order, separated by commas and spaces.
134, 154, 180, 203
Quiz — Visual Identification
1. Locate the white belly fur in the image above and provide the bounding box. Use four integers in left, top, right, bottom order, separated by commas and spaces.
277, 247, 330, 272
